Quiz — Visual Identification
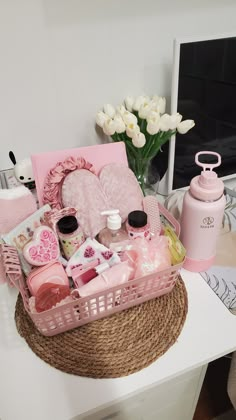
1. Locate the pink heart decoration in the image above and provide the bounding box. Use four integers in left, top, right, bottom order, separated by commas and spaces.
84, 246, 95, 258
101, 250, 113, 260
23, 226, 59, 266
62, 163, 144, 238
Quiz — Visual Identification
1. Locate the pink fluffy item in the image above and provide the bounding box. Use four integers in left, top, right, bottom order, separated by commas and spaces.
65, 238, 120, 276
27, 261, 69, 296
0, 186, 37, 234
23, 226, 59, 266
29, 295, 73, 314
133, 236, 171, 278
143, 195, 162, 237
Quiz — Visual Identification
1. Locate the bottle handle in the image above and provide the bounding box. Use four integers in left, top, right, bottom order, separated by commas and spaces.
195, 151, 221, 171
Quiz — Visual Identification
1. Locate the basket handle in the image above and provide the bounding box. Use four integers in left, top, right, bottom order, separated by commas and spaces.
158, 202, 180, 237
0, 244, 23, 289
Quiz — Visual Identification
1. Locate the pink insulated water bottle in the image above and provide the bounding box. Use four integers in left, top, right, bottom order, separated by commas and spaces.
180, 151, 226, 272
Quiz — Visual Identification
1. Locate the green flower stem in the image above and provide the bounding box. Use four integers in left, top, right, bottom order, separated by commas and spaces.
111, 128, 176, 196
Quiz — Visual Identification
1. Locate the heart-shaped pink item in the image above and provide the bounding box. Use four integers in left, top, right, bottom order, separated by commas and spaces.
23, 226, 59, 266
62, 164, 143, 238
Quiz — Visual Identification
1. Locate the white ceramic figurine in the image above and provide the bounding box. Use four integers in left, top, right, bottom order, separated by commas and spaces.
9, 151, 35, 190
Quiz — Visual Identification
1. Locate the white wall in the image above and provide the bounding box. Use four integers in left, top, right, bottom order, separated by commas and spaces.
0, 0, 236, 169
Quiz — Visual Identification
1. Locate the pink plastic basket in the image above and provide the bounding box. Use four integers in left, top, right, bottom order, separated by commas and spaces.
2, 203, 184, 336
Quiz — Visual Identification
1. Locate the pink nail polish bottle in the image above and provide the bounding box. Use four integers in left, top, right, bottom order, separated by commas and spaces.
126, 210, 150, 240
73, 262, 110, 288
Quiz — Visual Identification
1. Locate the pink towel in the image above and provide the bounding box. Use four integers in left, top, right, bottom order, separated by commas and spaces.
0, 186, 37, 234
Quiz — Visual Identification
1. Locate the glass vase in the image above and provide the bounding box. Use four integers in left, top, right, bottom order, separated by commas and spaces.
128, 156, 160, 196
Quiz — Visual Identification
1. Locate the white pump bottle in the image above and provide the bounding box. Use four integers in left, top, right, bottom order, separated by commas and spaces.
98, 209, 128, 248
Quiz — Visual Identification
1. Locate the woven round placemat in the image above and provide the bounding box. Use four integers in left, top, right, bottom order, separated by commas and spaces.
15, 276, 187, 378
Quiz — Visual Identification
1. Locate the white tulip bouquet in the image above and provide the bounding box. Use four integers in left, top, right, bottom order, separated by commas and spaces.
96, 95, 195, 194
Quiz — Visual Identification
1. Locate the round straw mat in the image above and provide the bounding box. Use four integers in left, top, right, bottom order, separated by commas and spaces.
15, 276, 187, 378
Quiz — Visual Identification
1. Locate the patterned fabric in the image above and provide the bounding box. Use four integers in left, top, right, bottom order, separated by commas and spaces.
99, 164, 143, 222
201, 192, 236, 314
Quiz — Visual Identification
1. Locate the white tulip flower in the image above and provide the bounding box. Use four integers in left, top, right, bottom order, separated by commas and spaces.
152, 95, 160, 103
148, 110, 160, 120
122, 111, 138, 126
168, 113, 182, 130
132, 132, 146, 148
158, 97, 166, 114
126, 123, 140, 139
150, 105, 160, 115
103, 118, 117, 136
116, 104, 126, 116
132, 96, 146, 111
138, 102, 152, 119
114, 114, 126, 134
147, 114, 161, 135
96, 111, 109, 128
159, 114, 171, 131
124, 96, 134, 112
103, 104, 116, 119
177, 120, 195, 134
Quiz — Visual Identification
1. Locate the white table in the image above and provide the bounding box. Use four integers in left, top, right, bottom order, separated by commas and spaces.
1, 269, 236, 420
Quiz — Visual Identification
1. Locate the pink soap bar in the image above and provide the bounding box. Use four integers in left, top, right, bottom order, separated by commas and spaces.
35, 282, 71, 312
23, 226, 59, 266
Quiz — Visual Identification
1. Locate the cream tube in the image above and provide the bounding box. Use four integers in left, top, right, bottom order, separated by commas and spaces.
77, 261, 134, 298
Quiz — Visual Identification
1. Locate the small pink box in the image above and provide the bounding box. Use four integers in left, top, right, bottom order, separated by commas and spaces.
27, 261, 69, 296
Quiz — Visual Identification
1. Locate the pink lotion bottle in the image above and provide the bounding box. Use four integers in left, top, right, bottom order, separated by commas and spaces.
98, 209, 128, 248
180, 151, 226, 272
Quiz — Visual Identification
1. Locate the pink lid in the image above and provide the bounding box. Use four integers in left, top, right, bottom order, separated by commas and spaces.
190, 151, 224, 201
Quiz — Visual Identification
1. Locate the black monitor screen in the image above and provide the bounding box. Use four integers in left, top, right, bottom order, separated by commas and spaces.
173, 37, 236, 189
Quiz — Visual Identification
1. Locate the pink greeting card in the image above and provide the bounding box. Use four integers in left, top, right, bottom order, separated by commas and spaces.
31, 143, 128, 207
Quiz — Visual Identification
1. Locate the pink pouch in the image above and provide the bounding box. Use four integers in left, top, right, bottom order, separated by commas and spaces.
27, 261, 69, 296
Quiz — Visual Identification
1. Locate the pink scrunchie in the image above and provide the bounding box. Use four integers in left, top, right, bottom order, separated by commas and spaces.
43, 156, 94, 209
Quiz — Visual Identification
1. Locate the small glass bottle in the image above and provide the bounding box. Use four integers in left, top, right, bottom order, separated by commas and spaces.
126, 210, 150, 240
57, 215, 85, 259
